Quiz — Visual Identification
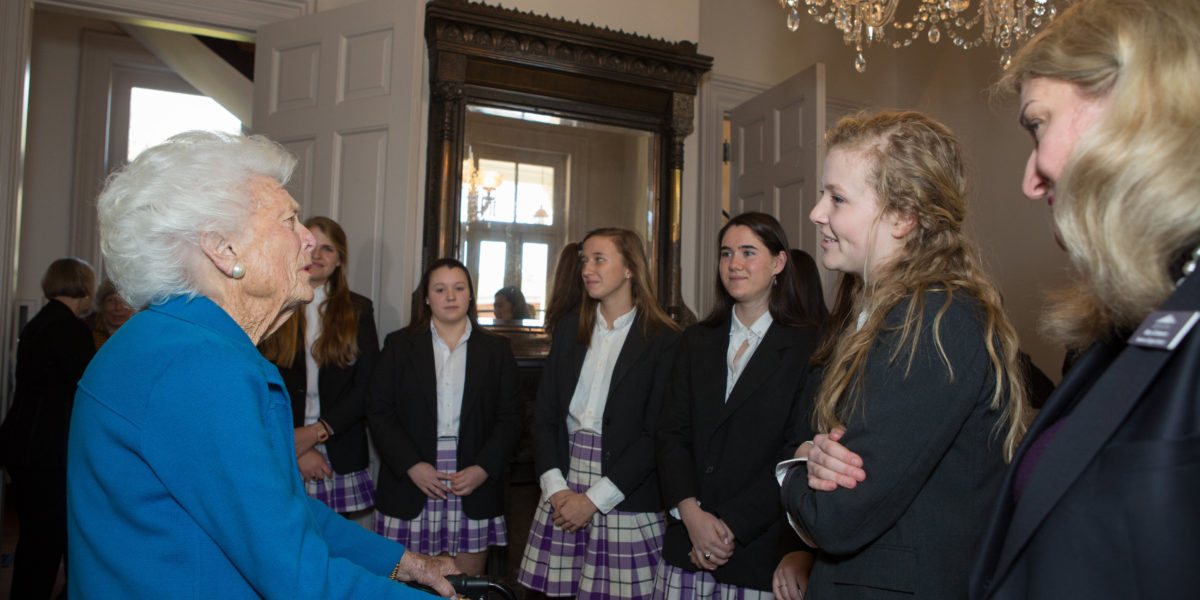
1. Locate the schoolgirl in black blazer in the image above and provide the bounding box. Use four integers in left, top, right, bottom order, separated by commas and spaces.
655, 212, 820, 596
518, 229, 681, 599
368, 258, 522, 575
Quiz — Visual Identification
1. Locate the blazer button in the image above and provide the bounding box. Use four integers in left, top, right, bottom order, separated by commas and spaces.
704, 466, 714, 474
604, 451, 612, 460
603, 417, 612, 426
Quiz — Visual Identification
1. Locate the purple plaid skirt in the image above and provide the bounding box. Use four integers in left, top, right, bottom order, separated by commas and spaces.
651, 561, 776, 600
518, 430, 665, 599
304, 445, 375, 513
373, 437, 506, 555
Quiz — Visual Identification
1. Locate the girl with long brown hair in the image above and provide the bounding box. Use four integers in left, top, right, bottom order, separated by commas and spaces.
779, 111, 1029, 599
259, 216, 379, 516
519, 228, 681, 599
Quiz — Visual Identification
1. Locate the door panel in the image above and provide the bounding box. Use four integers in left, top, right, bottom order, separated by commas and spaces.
729, 63, 827, 295
254, 0, 426, 334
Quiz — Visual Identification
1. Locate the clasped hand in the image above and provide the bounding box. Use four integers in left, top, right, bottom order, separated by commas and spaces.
548, 489, 596, 533
679, 499, 734, 570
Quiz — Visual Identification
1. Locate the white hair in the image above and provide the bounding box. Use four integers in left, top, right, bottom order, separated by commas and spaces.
97, 131, 296, 307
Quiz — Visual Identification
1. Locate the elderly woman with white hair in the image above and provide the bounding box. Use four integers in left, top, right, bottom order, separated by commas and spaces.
66, 131, 456, 599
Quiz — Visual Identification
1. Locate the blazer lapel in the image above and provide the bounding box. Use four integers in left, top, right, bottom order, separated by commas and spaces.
608, 313, 648, 392
720, 321, 789, 425
459, 334, 487, 422
695, 321, 732, 442
411, 330, 438, 421
987, 273, 1200, 594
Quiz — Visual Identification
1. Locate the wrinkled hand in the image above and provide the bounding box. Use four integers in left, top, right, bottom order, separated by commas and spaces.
391, 551, 459, 598
447, 465, 488, 497
297, 449, 331, 483
407, 462, 452, 500
772, 550, 814, 600
679, 500, 734, 570
806, 428, 866, 491
551, 491, 596, 533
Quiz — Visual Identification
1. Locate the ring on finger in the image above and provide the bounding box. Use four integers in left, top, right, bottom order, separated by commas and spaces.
703, 551, 712, 560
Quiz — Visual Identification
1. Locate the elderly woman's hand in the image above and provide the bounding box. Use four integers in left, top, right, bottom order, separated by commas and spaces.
407, 462, 452, 500
297, 449, 331, 482
804, 428, 866, 491
391, 551, 459, 598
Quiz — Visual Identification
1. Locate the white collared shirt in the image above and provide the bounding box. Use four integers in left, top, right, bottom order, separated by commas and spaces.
539, 304, 637, 514
726, 307, 773, 401
302, 284, 326, 428
432, 320, 472, 437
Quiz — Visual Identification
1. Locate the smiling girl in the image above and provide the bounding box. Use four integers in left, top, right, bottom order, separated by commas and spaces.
780, 111, 1030, 599
654, 212, 820, 599
368, 258, 523, 575
519, 228, 681, 599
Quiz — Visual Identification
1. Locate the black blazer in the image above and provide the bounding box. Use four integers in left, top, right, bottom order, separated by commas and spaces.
782, 293, 1008, 600
532, 311, 680, 513
0, 299, 94, 469
970, 273, 1200, 599
368, 325, 522, 520
277, 292, 379, 474
657, 316, 819, 590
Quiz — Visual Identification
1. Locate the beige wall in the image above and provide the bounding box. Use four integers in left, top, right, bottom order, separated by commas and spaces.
697, 0, 1068, 379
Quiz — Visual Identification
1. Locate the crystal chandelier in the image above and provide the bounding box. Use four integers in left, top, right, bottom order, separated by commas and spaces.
780, 0, 1059, 72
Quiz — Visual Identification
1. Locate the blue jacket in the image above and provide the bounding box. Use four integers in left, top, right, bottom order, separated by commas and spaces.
67, 296, 434, 599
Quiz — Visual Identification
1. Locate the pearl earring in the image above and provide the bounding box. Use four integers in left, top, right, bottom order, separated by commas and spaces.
230, 263, 245, 279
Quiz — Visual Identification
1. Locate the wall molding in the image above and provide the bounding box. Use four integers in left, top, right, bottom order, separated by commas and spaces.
35, 0, 311, 39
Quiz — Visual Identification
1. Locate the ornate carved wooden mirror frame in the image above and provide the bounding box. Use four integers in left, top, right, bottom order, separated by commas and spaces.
423, 0, 712, 355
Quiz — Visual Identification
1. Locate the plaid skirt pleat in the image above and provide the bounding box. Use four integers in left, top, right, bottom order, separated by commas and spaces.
373, 437, 506, 555
304, 445, 375, 513
651, 561, 776, 600
518, 430, 666, 599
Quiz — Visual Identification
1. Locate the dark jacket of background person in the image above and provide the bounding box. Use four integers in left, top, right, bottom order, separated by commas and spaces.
369, 326, 523, 519
782, 293, 1008, 600
278, 292, 379, 473
1, 298, 95, 469
532, 311, 679, 512
970, 273, 1200, 600
657, 317, 819, 590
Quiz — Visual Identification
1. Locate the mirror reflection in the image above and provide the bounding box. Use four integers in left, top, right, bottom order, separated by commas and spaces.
460, 105, 657, 327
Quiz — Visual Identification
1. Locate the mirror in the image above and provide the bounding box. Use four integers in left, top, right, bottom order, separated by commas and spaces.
423, 0, 712, 355
461, 105, 657, 327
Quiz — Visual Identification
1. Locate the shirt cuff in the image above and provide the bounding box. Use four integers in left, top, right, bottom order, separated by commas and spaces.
584, 477, 625, 514
539, 469, 569, 503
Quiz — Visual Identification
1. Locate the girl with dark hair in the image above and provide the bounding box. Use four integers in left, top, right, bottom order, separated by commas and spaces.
368, 258, 522, 575
788, 248, 829, 326
259, 216, 379, 517
519, 228, 681, 599
493, 286, 530, 321
654, 212, 820, 599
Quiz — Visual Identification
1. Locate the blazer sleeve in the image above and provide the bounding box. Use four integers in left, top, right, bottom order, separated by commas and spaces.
367, 332, 425, 476
531, 322, 574, 479
720, 364, 811, 544
469, 334, 523, 481
782, 297, 994, 555
656, 326, 701, 509
604, 327, 680, 498
323, 296, 380, 435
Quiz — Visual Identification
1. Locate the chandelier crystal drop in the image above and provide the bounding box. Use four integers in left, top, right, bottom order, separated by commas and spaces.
780, 0, 1059, 73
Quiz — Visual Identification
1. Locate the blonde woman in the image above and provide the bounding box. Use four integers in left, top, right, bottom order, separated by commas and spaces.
779, 111, 1029, 599
969, 0, 1200, 597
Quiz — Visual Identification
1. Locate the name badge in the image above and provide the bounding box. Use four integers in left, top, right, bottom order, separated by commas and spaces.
1128, 310, 1200, 350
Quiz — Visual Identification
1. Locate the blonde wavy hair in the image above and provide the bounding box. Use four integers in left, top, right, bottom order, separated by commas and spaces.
812, 111, 1030, 461
997, 0, 1200, 348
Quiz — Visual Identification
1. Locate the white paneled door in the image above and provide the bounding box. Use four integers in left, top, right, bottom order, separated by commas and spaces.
728, 63, 826, 288
253, 0, 426, 334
